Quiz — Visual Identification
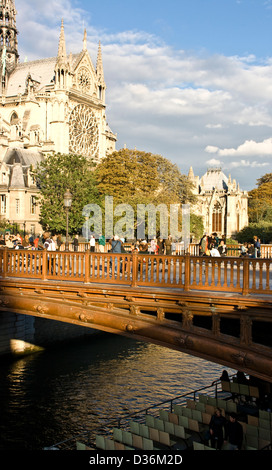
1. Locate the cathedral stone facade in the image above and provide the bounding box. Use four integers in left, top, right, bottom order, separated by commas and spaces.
0, 0, 116, 235
188, 167, 248, 239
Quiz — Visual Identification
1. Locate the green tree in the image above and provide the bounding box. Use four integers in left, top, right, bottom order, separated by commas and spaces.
31, 153, 100, 234
236, 222, 272, 244
257, 172, 272, 186
248, 181, 272, 223
94, 149, 159, 205
95, 149, 196, 205
190, 213, 204, 241
95, 148, 196, 237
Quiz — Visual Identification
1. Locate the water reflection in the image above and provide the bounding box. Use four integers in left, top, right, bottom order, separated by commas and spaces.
0, 332, 233, 450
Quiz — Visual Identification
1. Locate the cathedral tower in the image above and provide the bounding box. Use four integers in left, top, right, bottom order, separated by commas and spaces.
0, 0, 19, 92
0, 3, 117, 235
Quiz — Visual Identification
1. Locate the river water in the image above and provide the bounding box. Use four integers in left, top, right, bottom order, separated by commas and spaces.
0, 332, 234, 451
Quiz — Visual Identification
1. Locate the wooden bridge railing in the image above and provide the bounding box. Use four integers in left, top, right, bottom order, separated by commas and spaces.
60, 242, 272, 258
0, 248, 271, 296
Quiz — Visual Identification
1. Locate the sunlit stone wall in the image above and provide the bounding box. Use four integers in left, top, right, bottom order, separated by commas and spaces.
0, 312, 99, 359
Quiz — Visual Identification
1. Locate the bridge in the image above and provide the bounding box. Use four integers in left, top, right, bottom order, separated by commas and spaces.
0, 247, 272, 383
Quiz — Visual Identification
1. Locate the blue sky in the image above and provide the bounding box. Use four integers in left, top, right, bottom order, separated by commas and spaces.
80, 0, 272, 59
15, 0, 272, 190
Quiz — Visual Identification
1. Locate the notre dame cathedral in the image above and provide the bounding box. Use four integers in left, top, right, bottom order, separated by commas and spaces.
0, 0, 116, 235
0, 1, 248, 239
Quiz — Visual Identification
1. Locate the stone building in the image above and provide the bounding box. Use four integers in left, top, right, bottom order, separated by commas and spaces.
0, 0, 116, 235
188, 167, 248, 239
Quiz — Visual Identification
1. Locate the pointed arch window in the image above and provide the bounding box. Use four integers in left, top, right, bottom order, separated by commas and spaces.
10, 111, 19, 125
212, 201, 222, 233
236, 203, 241, 233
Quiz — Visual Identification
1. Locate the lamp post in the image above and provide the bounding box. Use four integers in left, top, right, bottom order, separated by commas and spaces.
64, 189, 72, 251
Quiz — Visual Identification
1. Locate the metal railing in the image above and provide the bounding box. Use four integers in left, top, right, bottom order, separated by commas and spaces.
45, 377, 226, 450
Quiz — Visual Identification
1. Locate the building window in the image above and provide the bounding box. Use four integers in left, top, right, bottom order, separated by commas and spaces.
30, 196, 36, 214
212, 201, 222, 233
237, 213, 240, 232
10, 111, 19, 125
16, 199, 20, 215
0, 195, 6, 214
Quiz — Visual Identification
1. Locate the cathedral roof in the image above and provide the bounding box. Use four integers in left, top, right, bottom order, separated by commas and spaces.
200, 168, 229, 192
5, 54, 81, 97
3, 148, 44, 167
2, 148, 44, 189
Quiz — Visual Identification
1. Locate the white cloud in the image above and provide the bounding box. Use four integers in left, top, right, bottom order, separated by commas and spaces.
206, 158, 223, 166
205, 146, 220, 154
14, 0, 272, 190
205, 138, 272, 157
205, 124, 223, 129
228, 160, 269, 168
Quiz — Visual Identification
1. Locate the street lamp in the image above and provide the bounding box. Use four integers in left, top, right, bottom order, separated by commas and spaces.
64, 189, 72, 251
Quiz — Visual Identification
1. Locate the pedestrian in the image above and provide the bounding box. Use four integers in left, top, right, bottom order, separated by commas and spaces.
139, 240, 148, 254
73, 234, 79, 252
247, 243, 255, 258
224, 412, 243, 450
210, 244, 220, 257
253, 236, 261, 258
240, 242, 248, 257
109, 235, 122, 274
56, 234, 63, 251
150, 237, 157, 255
165, 235, 172, 255
208, 408, 226, 450
220, 370, 230, 382
16, 232, 23, 244
110, 235, 122, 253
44, 234, 57, 251
218, 239, 227, 256
98, 233, 106, 253
157, 237, 164, 255
34, 235, 40, 249
89, 235, 96, 252
199, 233, 208, 256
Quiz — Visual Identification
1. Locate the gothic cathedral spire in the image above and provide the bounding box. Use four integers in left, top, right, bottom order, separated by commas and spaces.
56, 19, 67, 66
96, 41, 105, 102
55, 19, 71, 90
0, 0, 19, 89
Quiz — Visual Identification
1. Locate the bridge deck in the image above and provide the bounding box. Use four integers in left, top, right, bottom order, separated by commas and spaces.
0, 249, 272, 297
1, 250, 271, 383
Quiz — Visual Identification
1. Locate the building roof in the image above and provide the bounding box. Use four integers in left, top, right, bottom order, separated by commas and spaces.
3, 148, 44, 167
200, 168, 229, 192
1, 148, 44, 189
6, 54, 81, 97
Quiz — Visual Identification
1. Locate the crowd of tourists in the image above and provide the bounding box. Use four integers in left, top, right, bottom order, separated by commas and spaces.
199, 232, 262, 258
0, 230, 264, 258
0, 232, 63, 251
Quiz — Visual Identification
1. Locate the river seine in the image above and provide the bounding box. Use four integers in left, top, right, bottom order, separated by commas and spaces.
0, 332, 234, 451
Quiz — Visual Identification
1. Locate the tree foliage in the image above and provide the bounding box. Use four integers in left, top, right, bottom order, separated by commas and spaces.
236, 222, 272, 244
94, 148, 197, 237
31, 149, 202, 240
248, 180, 272, 223
236, 172, 272, 243
257, 172, 272, 186
95, 148, 196, 207
31, 153, 100, 234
